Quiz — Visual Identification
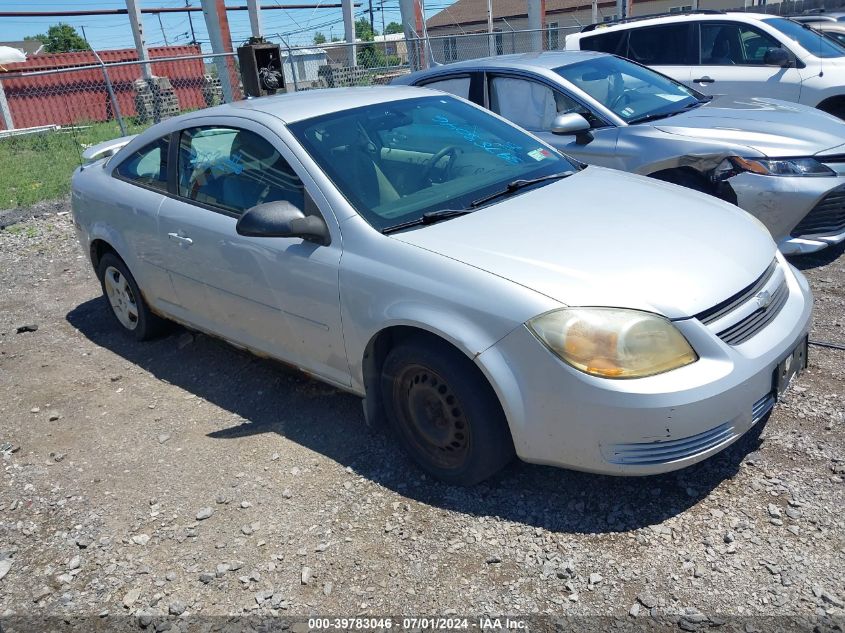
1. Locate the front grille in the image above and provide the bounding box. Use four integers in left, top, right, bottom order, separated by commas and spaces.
605, 422, 736, 465
791, 185, 845, 238
696, 260, 777, 326
714, 276, 789, 346
604, 392, 776, 466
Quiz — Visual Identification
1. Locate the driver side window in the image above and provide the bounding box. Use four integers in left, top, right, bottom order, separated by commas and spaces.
488, 76, 597, 132
177, 126, 304, 216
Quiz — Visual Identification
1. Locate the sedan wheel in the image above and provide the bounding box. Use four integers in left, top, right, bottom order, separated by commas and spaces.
97, 252, 166, 341
381, 338, 514, 485
394, 363, 470, 470
103, 265, 139, 331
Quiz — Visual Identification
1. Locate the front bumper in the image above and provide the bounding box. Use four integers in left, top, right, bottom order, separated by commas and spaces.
476, 262, 813, 476
726, 170, 845, 255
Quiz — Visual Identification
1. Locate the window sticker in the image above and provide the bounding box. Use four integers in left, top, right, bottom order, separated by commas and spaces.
188, 147, 244, 178
431, 114, 523, 165
528, 148, 554, 161
655, 93, 688, 102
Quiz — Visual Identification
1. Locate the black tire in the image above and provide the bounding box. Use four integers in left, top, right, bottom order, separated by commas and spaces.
380, 338, 515, 485
97, 252, 166, 341
817, 100, 845, 121
652, 169, 711, 194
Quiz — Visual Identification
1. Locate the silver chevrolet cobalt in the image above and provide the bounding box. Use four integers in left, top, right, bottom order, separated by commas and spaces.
72, 87, 812, 485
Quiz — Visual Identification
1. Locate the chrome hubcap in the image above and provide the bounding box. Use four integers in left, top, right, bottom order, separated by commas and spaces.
103, 266, 139, 331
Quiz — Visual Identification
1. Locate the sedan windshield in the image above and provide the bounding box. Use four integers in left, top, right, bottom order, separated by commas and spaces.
555, 56, 702, 124
288, 96, 578, 232
764, 17, 845, 57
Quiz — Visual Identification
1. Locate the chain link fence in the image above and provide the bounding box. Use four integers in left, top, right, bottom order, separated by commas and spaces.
2, 7, 839, 208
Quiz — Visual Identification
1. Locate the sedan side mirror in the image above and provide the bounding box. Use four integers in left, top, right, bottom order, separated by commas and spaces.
763, 47, 791, 67
236, 200, 330, 245
551, 112, 591, 136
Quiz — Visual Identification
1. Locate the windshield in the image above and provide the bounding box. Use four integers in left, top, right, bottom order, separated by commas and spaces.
555, 56, 701, 124
764, 17, 845, 57
288, 96, 577, 232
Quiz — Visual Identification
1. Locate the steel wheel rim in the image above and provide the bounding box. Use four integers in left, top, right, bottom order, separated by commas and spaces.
103, 266, 139, 331
394, 364, 470, 470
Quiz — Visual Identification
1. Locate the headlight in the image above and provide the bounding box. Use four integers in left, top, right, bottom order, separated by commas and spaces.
714, 156, 835, 179
527, 308, 698, 379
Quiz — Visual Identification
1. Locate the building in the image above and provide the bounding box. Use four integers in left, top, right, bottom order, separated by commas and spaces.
0, 40, 44, 57
279, 47, 328, 88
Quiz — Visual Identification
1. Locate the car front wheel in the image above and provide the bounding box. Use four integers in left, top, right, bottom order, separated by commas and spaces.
97, 252, 165, 341
380, 338, 514, 485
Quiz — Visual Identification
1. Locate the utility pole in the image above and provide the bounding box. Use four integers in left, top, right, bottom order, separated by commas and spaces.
369, 0, 375, 32
247, 0, 263, 38
126, 0, 153, 79
201, 0, 237, 100
591, 0, 598, 23
186, 0, 197, 44
157, 13, 170, 45
527, 0, 543, 52
487, 0, 494, 57
342, 0, 356, 66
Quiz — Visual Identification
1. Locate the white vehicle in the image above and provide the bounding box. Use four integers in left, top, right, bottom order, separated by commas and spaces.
566, 10, 845, 118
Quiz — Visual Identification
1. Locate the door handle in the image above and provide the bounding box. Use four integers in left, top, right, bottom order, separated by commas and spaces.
167, 232, 193, 246
693, 76, 715, 84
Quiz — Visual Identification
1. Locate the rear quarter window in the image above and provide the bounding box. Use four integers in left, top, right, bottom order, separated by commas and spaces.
113, 135, 169, 192
579, 30, 627, 55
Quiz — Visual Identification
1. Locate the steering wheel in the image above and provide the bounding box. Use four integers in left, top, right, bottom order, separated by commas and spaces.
609, 89, 630, 111
420, 146, 460, 185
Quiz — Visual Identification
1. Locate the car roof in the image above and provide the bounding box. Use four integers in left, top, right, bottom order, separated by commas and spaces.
410, 50, 607, 75
171, 85, 440, 125
572, 11, 778, 36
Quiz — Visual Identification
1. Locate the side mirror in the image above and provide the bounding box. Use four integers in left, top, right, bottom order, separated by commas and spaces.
236, 200, 330, 245
550, 112, 592, 136
763, 47, 791, 68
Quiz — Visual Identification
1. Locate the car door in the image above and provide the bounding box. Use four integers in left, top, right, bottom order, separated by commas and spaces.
692, 21, 803, 101
484, 73, 620, 168
156, 118, 350, 387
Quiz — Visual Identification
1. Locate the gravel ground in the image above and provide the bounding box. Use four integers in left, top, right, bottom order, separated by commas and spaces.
0, 199, 843, 630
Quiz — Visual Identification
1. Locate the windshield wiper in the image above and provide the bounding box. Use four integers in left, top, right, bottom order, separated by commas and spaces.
628, 98, 710, 125
381, 208, 473, 235
468, 171, 574, 209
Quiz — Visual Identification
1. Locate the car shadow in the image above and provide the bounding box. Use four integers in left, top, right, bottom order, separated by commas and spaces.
67, 297, 763, 535
787, 239, 845, 270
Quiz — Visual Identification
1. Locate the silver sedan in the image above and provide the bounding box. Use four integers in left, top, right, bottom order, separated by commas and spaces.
72, 86, 811, 484
395, 51, 845, 255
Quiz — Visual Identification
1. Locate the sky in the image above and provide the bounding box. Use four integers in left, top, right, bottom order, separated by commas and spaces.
0, 0, 453, 51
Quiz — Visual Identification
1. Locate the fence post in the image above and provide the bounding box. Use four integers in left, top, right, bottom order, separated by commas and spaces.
92, 50, 127, 136
0, 79, 13, 131
284, 43, 300, 91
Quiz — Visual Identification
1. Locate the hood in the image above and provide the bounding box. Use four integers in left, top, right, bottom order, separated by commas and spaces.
392, 167, 775, 319
652, 96, 845, 156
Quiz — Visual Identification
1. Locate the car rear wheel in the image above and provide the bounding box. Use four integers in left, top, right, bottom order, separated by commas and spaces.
97, 252, 165, 341
380, 338, 514, 485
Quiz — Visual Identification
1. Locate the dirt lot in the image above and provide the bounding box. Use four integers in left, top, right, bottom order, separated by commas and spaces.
0, 198, 843, 629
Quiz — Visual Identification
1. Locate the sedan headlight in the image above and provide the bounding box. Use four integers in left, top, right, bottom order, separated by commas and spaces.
527, 308, 698, 379
714, 156, 835, 179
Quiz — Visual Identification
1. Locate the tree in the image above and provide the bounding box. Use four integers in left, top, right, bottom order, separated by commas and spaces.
384, 22, 403, 35
25, 23, 90, 53
313, 31, 327, 44
355, 17, 376, 41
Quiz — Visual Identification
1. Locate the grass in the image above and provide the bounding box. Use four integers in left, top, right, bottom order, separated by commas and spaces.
0, 119, 149, 209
